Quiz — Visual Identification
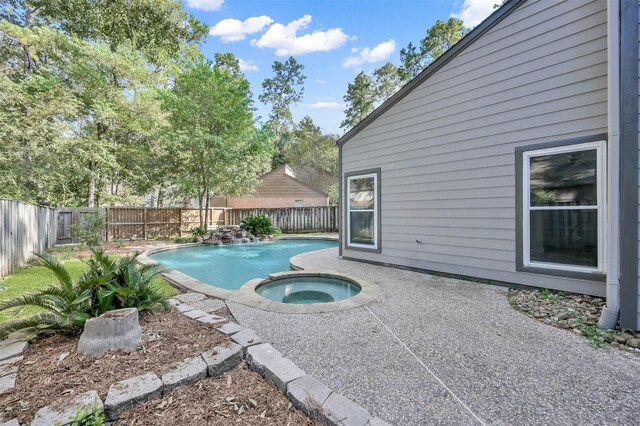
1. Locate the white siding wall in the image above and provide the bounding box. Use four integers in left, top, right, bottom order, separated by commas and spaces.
342, 0, 608, 295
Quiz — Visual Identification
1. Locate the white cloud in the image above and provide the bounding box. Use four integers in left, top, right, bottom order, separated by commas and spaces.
451, 0, 496, 28
209, 16, 274, 42
238, 58, 259, 71
186, 0, 224, 11
315, 79, 326, 85
341, 39, 396, 68
306, 101, 344, 110
252, 15, 349, 56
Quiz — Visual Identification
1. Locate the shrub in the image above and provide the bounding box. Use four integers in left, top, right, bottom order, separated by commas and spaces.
240, 214, 282, 235
0, 249, 169, 339
71, 211, 106, 246
190, 226, 208, 237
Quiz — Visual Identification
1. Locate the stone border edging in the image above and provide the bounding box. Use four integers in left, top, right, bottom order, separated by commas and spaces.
12, 292, 391, 426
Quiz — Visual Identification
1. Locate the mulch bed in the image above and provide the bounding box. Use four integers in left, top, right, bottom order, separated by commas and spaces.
509, 288, 640, 352
0, 309, 229, 423
117, 365, 323, 426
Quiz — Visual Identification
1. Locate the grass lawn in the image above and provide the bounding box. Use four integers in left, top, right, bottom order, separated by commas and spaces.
0, 256, 178, 324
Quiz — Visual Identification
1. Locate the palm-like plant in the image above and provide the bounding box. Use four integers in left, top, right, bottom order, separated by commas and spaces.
0, 253, 95, 338
0, 249, 169, 339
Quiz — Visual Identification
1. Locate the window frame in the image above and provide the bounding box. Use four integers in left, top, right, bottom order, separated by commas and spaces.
516, 136, 607, 280
344, 168, 381, 252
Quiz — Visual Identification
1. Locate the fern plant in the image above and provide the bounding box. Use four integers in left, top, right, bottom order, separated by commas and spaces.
240, 214, 282, 235
0, 249, 169, 339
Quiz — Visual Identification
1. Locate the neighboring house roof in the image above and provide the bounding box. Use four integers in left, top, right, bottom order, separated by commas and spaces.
336, 0, 526, 147
255, 164, 329, 197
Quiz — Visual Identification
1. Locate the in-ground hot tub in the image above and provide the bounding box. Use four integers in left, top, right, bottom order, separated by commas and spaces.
256, 275, 361, 304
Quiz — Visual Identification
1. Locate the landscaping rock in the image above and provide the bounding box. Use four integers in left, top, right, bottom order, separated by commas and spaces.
201, 343, 243, 377
0, 356, 22, 366
628, 338, 640, 349
195, 314, 226, 325
0, 419, 19, 426
0, 373, 16, 395
368, 417, 393, 426
175, 292, 207, 303
188, 298, 226, 313
182, 309, 210, 320
161, 356, 207, 393
167, 298, 180, 306
0, 341, 28, 362
104, 372, 163, 420
246, 343, 305, 391
231, 328, 262, 348
217, 322, 243, 335
77, 308, 141, 356
175, 304, 195, 313
31, 390, 103, 426
322, 392, 371, 426
0, 364, 18, 378
286, 375, 332, 417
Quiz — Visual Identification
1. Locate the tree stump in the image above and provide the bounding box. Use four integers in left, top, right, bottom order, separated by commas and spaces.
77, 308, 142, 356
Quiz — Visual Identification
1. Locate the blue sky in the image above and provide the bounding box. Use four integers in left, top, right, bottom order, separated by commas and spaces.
184, 0, 497, 135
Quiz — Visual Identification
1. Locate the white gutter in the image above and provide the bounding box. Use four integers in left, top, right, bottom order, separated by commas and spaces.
598, 0, 621, 329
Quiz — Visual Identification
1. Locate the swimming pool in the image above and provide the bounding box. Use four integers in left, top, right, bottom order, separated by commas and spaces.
149, 239, 338, 290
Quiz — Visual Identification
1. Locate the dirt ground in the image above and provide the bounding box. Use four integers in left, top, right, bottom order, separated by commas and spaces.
116, 364, 323, 426
0, 309, 229, 423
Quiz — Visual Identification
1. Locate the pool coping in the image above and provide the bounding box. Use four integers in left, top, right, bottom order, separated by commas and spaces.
137, 237, 382, 314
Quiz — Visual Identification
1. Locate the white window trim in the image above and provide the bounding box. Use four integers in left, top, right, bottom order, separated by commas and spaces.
522, 141, 606, 274
346, 172, 379, 250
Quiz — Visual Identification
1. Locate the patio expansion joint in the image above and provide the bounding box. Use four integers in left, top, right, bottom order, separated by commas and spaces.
364, 305, 487, 426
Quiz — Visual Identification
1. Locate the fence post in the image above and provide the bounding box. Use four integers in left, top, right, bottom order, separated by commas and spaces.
143, 207, 147, 240
105, 207, 109, 242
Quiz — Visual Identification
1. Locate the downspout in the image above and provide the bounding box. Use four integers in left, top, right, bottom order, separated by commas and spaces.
598, 0, 621, 329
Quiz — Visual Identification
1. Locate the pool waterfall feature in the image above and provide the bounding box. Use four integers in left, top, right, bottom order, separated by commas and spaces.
139, 237, 381, 313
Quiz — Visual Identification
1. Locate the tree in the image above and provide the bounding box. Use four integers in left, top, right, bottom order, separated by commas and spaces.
398, 42, 424, 82
286, 116, 338, 200
398, 18, 467, 82
341, 71, 376, 130
259, 57, 306, 167
161, 59, 273, 227
421, 18, 467, 63
373, 62, 401, 103
214, 52, 241, 74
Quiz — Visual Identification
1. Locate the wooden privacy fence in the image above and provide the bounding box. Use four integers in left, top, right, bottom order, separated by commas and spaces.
227, 206, 339, 233
57, 207, 227, 244
0, 200, 57, 278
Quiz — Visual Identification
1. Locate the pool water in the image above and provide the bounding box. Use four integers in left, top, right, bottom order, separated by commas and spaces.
150, 239, 338, 290
257, 276, 361, 304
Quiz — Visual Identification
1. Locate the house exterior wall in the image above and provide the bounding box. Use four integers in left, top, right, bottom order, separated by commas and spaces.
636, 0, 640, 329
226, 195, 329, 208
219, 166, 329, 209
341, 0, 608, 296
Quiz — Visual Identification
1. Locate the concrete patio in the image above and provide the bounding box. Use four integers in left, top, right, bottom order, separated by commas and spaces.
227, 248, 640, 425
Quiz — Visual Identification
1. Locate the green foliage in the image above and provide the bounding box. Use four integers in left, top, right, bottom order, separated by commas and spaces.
160, 58, 273, 227
286, 116, 338, 198
190, 226, 208, 237
373, 62, 401, 102
63, 404, 106, 426
0, 250, 169, 338
259, 57, 306, 166
240, 214, 282, 236
71, 211, 106, 246
398, 18, 468, 82
341, 71, 376, 130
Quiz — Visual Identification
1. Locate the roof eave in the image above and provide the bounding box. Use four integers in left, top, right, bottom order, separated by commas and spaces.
335, 0, 527, 147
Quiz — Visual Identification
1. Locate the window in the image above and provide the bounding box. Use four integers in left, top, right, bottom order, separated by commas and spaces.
346, 170, 379, 251
520, 140, 605, 275
294, 200, 304, 208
